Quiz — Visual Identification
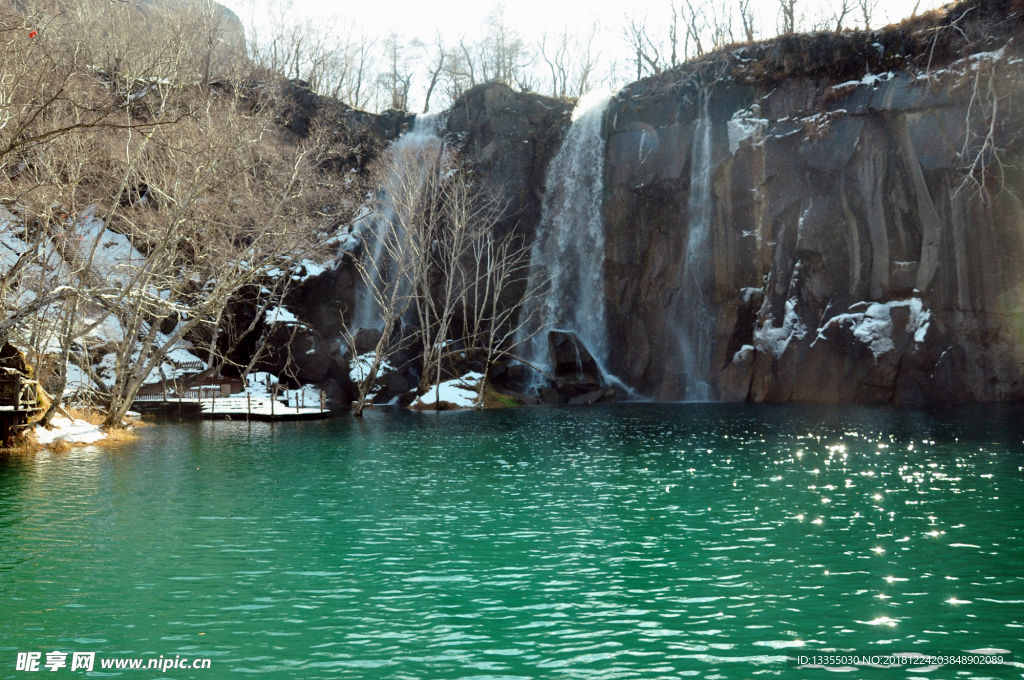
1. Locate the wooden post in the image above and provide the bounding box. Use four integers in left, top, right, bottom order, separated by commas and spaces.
162, 382, 167, 402
14, 376, 20, 412
270, 386, 275, 417
211, 388, 216, 416
178, 388, 182, 417
246, 392, 251, 422
295, 390, 299, 414
320, 391, 325, 412
300, 390, 304, 410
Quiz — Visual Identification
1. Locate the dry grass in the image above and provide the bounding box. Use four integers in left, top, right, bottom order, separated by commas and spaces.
0, 431, 43, 456
99, 426, 141, 446
630, 0, 1022, 95
65, 407, 105, 426
482, 385, 519, 409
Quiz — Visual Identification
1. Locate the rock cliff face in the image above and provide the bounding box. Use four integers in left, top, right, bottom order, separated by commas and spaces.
599, 0, 1024, 402
289, 0, 1024, 404
446, 84, 574, 247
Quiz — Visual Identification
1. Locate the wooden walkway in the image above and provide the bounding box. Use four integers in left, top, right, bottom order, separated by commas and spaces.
133, 387, 331, 421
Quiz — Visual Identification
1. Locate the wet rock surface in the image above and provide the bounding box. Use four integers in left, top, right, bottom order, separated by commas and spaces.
275, 0, 1024, 405
600, 7, 1024, 403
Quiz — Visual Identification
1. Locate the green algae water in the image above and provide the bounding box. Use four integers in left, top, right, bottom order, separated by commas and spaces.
1, 404, 1022, 679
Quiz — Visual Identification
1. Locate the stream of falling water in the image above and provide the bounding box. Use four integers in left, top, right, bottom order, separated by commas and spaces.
517, 90, 614, 384
677, 90, 716, 401
352, 114, 443, 330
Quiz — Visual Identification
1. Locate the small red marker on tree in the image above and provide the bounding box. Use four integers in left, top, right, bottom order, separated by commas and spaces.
28, 31, 37, 38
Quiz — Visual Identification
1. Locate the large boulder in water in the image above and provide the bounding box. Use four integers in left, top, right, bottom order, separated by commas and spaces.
548, 331, 603, 399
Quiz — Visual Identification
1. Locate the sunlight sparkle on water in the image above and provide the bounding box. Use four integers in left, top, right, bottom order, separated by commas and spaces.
1, 404, 1022, 680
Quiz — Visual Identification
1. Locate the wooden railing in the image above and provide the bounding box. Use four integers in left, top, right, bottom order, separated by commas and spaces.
134, 386, 224, 401
0, 375, 38, 410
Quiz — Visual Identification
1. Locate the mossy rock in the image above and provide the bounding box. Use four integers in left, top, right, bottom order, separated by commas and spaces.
0, 342, 30, 377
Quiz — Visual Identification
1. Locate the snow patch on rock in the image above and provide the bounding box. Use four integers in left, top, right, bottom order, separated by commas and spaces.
349, 353, 393, 397
732, 344, 755, 363
411, 372, 483, 409
813, 298, 931, 358
755, 298, 807, 358
727, 106, 768, 155
265, 306, 299, 324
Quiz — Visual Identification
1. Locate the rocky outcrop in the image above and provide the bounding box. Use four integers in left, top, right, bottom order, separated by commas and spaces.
258, 323, 334, 385
447, 83, 574, 247
283, 0, 1024, 405
548, 331, 604, 399
602, 0, 1024, 402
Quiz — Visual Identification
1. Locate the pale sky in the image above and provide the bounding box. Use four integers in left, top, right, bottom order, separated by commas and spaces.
220, 0, 943, 111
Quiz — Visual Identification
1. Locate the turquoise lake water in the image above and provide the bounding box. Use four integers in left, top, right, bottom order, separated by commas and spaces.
1, 404, 1022, 679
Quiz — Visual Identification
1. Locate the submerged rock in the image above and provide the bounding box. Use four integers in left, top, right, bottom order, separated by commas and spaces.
567, 389, 616, 406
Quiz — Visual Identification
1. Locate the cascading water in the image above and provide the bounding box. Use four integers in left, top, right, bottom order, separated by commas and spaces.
517, 89, 614, 384
676, 90, 716, 401
352, 114, 443, 330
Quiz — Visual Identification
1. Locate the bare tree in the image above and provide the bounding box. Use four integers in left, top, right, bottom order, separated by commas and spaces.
539, 24, 602, 99
420, 33, 446, 113
345, 224, 416, 416
738, 0, 758, 42
460, 214, 542, 409
624, 12, 665, 79
810, 0, 853, 32
379, 32, 412, 111
779, 0, 798, 35
859, 0, 878, 29
708, 0, 735, 50
98, 97, 327, 427
344, 123, 445, 415
245, 1, 380, 110
476, 5, 532, 88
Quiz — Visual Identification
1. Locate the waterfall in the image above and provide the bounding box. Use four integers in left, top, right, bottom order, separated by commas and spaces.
677, 91, 716, 401
517, 89, 614, 383
352, 114, 443, 330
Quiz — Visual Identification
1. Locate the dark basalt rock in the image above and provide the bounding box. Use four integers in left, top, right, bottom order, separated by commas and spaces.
548, 331, 604, 399
354, 328, 383, 355
598, 1, 1024, 403
567, 389, 617, 406
258, 323, 332, 385
263, 0, 1024, 406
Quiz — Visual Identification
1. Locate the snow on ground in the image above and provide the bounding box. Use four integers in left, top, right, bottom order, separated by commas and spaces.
34, 416, 106, 445
64, 362, 100, 397
732, 344, 755, 363
295, 259, 328, 282
265, 306, 299, 324
195, 372, 326, 416
95, 353, 118, 387
0, 209, 27, 272
83, 314, 124, 343
411, 372, 483, 410
78, 208, 147, 285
